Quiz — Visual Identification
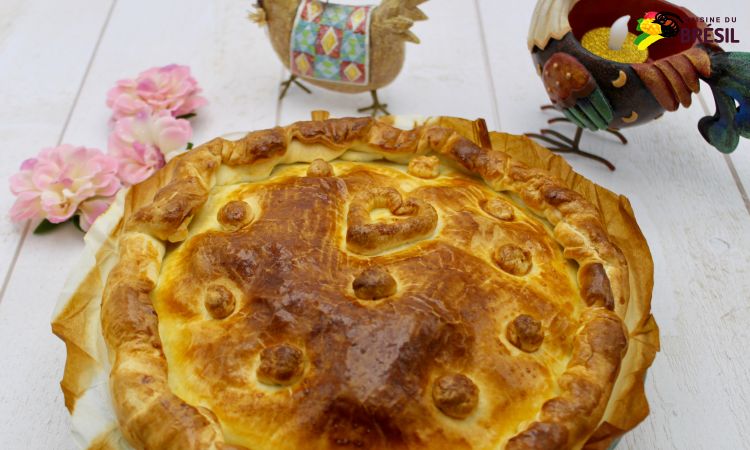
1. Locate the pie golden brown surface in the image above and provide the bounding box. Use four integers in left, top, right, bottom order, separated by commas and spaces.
53, 114, 659, 450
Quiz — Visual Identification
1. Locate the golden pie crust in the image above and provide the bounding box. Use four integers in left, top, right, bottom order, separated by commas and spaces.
53, 114, 659, 450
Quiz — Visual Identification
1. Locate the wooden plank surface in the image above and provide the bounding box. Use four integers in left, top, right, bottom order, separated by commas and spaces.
0, 0, 749, 449
0, 0, 114, 301
478, 0, 750, 448
0, 1, 116, 447
694, 0, 750, 212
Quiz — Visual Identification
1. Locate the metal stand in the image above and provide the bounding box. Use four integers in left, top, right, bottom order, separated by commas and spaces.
525, 105, 628, 171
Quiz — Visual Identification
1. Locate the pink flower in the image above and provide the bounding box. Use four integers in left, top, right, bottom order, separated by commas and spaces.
108, 110, 192, 185
9, 145, 121, 225
78, 195, 116, 231
106, 64, 207, 119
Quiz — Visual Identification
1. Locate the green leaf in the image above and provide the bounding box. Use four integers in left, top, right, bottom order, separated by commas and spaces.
187, 142, 194, 150
72, 215, 85, 233
176, 113, 197, 120
33, 219, 66, 235
33, 216, 87, 235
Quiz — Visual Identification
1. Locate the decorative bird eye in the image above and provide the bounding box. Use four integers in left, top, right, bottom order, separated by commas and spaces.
257, 0, 265, 9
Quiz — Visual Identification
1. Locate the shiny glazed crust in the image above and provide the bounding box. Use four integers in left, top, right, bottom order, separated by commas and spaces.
53, 115, 658, 450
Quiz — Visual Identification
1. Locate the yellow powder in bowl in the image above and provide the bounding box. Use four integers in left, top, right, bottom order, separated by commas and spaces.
581, 27, 649, 64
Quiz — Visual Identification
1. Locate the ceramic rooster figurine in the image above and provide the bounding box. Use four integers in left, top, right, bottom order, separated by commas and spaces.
250, 0, 427, 115
527, 0, 750, 169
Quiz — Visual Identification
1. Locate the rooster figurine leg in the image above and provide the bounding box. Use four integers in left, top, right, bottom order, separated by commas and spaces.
542, 105, 628, 144
279, 74, 312, 100
526, 105, 626, 171
357, 90, 390, 117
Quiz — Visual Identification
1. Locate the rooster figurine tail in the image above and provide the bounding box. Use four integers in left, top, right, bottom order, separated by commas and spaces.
372, 0, 428, 44
699, 50, 750, 153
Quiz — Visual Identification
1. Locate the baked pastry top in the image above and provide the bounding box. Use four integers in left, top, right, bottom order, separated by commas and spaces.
53, 115, 658, 450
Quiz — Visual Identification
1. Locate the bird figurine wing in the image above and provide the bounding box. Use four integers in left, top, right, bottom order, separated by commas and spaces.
541, 52, 615, 131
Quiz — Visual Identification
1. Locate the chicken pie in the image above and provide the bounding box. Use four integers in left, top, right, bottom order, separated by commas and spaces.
53, 115, 658, 450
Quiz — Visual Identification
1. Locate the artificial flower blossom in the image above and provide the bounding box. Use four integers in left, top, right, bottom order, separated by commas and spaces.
8, 65, 205, 234
78, 196, 116, 231
106, 64, 207, 120
108, 110, 192, 185
9, 145, 121, 228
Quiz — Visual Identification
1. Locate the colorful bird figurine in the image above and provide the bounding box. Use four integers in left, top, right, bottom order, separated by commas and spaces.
527, 0, 750, 169
250, 0, 428, 116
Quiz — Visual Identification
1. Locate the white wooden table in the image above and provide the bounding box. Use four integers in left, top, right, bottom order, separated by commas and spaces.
0, 1, 748, 449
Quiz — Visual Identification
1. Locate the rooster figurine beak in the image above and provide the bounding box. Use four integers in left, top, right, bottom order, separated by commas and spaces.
526, 0, 750, 169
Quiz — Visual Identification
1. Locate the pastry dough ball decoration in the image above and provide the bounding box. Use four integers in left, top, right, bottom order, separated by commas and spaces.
493, 244, 532, 276
506, 314, 545, 352
307, 158, 334, 177
407, 155, 440, 179
217, 200, 253, 230
431, 373, 479, 419
55, 117, 658, 450
204, 285, 236, 319
346, 187, 438, 255
352, 267, 397, 300
482, 197, 515, 221
257, 344, 304, 386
